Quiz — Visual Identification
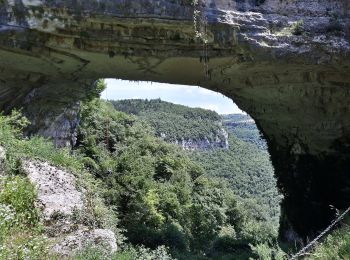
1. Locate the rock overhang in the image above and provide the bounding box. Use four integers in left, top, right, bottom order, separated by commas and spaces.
0, 0, 350, 241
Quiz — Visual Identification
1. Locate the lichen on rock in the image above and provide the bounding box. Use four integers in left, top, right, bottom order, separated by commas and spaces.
22, 160, 117, 257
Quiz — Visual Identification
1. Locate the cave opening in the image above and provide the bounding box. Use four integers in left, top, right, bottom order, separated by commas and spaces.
100, 78, 282, 236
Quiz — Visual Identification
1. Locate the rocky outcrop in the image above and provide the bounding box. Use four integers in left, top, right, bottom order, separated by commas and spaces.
0, 0, 349, 242
24, 161, 84, 221
23, 160, 117, 257
51, 228, 117, 257
165, 127, 229, 150
222, 114, 267, 150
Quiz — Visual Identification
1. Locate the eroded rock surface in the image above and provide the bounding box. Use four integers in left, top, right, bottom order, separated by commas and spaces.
0, 0, 349, 241
166, 127, 229, 150
22, 160, 117, 256
51, 228, 117, 257
24, 160, 84, 221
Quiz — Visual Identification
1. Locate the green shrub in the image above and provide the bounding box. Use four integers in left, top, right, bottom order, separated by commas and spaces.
0, 111, 83, 174
0, 110, 120, 259
74, 244, 174, 260
74, 244, 111, 260
250, 243, 286, 260
307, 219, 350, 259
112, 245, 174, 260
0, 176, 40, 231
0, 233, 50, 260
0, 176, 50, 260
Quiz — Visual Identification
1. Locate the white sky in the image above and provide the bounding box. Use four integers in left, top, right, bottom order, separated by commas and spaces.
102, 79, 244, 115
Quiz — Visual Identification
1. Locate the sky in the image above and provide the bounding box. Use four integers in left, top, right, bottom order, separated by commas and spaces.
102, 79, 244, 115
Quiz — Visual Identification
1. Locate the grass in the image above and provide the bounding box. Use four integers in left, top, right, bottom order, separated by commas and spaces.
0, 111, 120, 259
0, 110, 84, 174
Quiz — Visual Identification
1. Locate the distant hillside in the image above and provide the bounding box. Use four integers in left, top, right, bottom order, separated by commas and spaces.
190, 135, 281, 226
222, 114, 267, 150
111, 99, 281, 227
111, 99, 228, 150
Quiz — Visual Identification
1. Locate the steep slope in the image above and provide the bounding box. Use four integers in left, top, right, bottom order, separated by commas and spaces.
190, 126, 281, 227
111, 99, 281, 229
306, 217, 350, 259
111, 99, 229, 150
77, 99, 281, 259
0, 101, 286, 259
222, 114, 267, 150
0, 0, 349, 241
0, 112, 119, 259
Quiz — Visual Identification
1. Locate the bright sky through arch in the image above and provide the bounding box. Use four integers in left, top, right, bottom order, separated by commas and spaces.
102, 79, 245, 115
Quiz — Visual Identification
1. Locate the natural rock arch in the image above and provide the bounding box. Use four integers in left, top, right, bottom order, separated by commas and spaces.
0, 0, 350, 242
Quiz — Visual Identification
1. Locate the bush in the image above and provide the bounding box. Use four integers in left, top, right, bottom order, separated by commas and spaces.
113, 245, 174, 260
0, 176, 50, 260
0, 176, 40, 228
250, 243, 286, 260
307, 218, 350, 259
0, 233, 50, 260
74, 244, 174, 260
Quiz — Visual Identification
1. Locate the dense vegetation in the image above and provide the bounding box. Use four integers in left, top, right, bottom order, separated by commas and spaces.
0, 96, 349, 259
106, 98, 350, 259
0, 111, 80, 259
111, 99, 224, 142
222, 114, 267, 150
190, 135, 281, 227
109, 99, 281, 228
306, 217, 350, 259
76, 99, 282, 259
0, 110, 174, 259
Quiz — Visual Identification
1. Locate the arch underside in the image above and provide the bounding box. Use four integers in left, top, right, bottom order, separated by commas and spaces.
0, 0, 350, 242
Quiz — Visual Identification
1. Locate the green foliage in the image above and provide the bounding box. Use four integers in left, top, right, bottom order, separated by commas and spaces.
77, 99, 246, 258
250, 243, 286, 260
190, 135, 281, 227
110, 99, 223, 142
306, 218, 350, 259
0, 233, 50, 260
0, 99, 285, 259
0, 110, 120, 259
85, 79, 107, 101
0, 176, 50, 260
113, 245, 174, 260
0, 111, 83, 174
105, 98, 284, 258
0, 114, 55, 259
0, 176, 40, 229
222, 114, 267, 150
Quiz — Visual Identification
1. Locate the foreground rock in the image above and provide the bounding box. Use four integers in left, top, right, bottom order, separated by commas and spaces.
23, 160, 117, 257
0, 0, 349, 241
51, 228, 117, 257
24, 161, 84, 221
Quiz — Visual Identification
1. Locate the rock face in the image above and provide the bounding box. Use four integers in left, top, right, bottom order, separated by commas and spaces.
24, 160, 84, 221
23, 160, 117, 256
51, 228, 117, 257
0, 0, 349, 242
166, 127, 229, 150
222, 114, 267, 150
